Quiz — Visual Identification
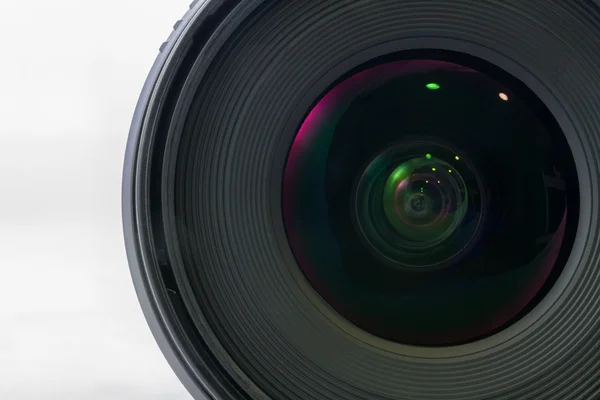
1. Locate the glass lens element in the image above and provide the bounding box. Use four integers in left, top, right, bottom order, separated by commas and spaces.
282, 56, 578, 346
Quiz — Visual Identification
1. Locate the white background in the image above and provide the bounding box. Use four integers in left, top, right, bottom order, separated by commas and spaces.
0, 1, 193, 398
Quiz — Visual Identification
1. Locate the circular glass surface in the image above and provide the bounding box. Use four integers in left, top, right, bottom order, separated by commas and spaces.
283, 56, 578, 346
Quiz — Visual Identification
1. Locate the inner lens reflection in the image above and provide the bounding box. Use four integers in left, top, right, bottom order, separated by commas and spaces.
356, 143, 476, 269
282, 54, 578, 346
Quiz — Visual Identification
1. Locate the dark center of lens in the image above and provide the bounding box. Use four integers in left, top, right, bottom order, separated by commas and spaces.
406, 193, 432, 221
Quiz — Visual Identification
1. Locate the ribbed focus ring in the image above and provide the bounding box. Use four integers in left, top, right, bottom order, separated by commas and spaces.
149, 1, 600, 399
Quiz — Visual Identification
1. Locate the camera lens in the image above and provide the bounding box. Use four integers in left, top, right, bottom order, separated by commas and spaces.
124, 1, 600, 398
283, 57, 577, 346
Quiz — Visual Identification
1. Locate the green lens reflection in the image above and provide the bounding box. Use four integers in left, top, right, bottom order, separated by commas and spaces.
382, 157, 468, 247
355, 144, 474, 269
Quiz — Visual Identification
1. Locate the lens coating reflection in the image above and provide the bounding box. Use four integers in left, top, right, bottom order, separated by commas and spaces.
282, 56, 578, 346
356, 144, 476, 269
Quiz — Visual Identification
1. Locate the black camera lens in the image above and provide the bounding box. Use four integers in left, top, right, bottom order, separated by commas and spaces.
123, 1, 600, 399
283, 57, 576, 346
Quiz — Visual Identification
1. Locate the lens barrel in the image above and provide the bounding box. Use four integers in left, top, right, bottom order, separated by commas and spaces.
123, 1, 600, 399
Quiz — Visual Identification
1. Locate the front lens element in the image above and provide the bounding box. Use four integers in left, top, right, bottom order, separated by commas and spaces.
282, 55, 578, 346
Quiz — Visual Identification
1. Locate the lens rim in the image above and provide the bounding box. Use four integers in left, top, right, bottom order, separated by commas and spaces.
122, 1, 268, 399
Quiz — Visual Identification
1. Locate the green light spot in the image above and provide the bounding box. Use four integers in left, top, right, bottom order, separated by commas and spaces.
448, 169, 452, 173
455, 156, 460, 160
432, 168, 436, 171
426, 153, 432, 160
426, 83, 440, 90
